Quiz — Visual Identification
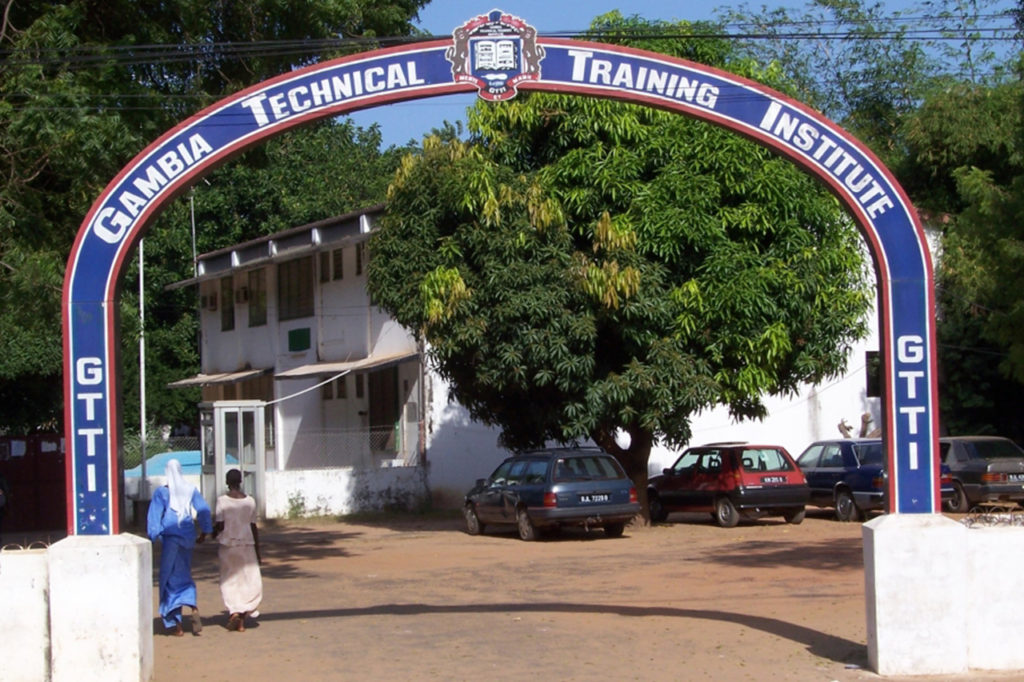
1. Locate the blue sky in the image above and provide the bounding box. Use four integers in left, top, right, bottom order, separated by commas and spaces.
347, 2, 749, 146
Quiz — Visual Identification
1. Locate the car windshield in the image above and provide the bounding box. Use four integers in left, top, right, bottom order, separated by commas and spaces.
854, 443, 883, 466
968, 439, 1024, 459
552, 455, 625, 482
739, 448, 793, 472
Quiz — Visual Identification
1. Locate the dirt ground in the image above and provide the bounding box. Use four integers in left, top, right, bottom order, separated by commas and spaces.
149, 511, 1020, 682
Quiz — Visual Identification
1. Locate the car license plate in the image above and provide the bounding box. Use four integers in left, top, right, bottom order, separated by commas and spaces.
761, 476, 786, 484
1008, 473, 1024, 482
579, 493, 609, 503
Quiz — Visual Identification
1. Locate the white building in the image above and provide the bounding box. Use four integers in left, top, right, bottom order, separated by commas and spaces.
169, 205, 884, 517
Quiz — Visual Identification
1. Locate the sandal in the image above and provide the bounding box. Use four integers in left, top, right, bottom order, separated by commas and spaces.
192, 608, 202, 635
227, 613, 241, 631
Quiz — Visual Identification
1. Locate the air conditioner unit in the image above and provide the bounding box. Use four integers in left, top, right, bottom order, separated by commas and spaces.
235, 286, 249, 304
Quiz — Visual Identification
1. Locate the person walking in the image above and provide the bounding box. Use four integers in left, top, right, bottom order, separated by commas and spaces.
212, 468, 262, 632
147, 458, 212, 636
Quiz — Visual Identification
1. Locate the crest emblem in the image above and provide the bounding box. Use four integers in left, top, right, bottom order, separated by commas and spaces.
445, 9, 545, 101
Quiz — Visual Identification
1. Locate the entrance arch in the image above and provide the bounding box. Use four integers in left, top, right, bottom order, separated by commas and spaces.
63, 10, 938, 535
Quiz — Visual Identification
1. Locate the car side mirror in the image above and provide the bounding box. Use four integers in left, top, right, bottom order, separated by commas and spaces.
476, 478, 486, 488
663, 468, 673, 476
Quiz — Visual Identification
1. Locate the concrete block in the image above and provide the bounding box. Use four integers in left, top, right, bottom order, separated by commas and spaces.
48, 534, 153, 682
966, 525, 1024, 669
863, 513, 968, 676
0, 548, 50, 681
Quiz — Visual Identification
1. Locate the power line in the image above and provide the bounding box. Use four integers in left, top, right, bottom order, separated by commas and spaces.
0, 20, 1017, 70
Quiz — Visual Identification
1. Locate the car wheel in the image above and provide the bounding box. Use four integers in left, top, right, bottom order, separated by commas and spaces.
603, 522, 625, 538
835, 490, 860, 522
783, 507, 806, 525
464, 504, 484, 535
516, 507, 537, 541
714, 497, 740, 528
648, 492, 668, 523
946, 482, 971, 514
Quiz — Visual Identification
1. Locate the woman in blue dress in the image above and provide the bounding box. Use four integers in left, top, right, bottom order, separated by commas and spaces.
147, 458, 213, 636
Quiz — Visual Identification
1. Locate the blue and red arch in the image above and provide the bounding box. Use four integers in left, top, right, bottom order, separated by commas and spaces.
63, 14, 939, 534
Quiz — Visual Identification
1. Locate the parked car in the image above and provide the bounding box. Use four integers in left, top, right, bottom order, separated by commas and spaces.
647, 443, 809, 528
940, 436, 1024, 513
463, 448, 640, 541
796, 438, 954, 521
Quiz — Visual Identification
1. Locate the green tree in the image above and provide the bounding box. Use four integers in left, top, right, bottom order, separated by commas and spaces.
0, 0, 428, 432
369, 13, 874, 515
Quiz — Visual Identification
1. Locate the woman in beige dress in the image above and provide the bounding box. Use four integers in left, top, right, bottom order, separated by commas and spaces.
212, 469, 262, 632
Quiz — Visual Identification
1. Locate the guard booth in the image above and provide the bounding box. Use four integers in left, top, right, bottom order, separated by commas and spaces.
199, 400, 266, 517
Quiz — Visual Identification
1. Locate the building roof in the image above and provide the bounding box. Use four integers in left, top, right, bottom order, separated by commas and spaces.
166, 204, 384, 290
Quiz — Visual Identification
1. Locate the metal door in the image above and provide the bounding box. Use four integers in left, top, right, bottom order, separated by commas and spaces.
199, 400, 265, 518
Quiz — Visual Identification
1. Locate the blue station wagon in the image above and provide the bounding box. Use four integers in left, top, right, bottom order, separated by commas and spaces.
463, 448, 640, 540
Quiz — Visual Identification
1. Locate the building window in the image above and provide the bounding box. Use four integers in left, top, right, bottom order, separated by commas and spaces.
355, 373, 364, 399
319, 252, 330, 283
866, 350, 881, 398
336, 375, 347, 399
248, 269, 267, 327
278, 256, 314, 321
356, 243, 365, 275
220, 276, 235, 331
332, 248, 344, 280
321, 380, 333, 400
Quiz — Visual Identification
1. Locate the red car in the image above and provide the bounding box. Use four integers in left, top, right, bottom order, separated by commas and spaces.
647, 442, 810, 527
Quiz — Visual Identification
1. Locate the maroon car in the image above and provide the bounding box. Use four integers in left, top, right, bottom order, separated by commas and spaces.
648, 442, 809, 527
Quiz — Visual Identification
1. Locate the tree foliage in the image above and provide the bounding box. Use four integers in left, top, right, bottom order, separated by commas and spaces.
369, 13, 874, 506
0, 0, 427, 432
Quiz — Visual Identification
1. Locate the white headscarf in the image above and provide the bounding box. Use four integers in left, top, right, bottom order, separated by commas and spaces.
165, 459, 196, 524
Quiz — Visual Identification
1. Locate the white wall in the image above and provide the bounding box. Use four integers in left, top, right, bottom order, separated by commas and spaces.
263, 466, 428, 517
425, 319, 882, 505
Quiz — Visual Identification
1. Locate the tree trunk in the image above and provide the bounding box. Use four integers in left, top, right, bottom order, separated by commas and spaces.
592, 425, 654, 525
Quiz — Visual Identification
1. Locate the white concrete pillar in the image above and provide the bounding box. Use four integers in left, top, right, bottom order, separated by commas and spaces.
966, 525, 1024, 669
863, 513, 968, 675
48, 534, 153, 682
0, 547, 51, 681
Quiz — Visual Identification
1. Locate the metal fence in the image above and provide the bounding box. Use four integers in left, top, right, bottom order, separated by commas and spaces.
283, 426, 420, 470
121, 436, 201, 470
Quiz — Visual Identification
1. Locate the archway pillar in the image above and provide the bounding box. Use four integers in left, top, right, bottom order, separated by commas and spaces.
863, 515, 967, 675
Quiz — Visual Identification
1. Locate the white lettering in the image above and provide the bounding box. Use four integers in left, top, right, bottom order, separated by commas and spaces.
78, 427, 104, 456
288, 85, 311, 113
241, 93, 270, 126
119, 190, 146, 217
268, 93, 288, 120
77, 392, 103, 420
898, 370, 925, 400
866, 195, 895, 218
696, 83, 719, 107
899, 406, 926, 435
76, 357, 104, 385
132, 166, 168, 199
568, 49, 594, 81
897, 335, 925, 364
94, 207, 132, 244
156, 149, 186, 178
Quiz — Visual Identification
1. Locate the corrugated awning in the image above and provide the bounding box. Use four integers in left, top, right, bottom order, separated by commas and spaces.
167, 367, 270, 388
275, 351, 419, 379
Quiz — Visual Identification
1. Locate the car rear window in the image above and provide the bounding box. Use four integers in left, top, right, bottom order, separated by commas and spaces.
553, 455, 626, 481
967, 439, 1024, 459
739, 448, 793, 472
854, 443, 883, 466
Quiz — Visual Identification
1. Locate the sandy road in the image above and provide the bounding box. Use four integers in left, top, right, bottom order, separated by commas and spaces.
152, 512, 1019, 682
